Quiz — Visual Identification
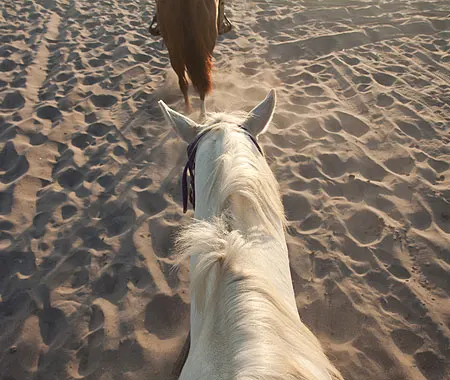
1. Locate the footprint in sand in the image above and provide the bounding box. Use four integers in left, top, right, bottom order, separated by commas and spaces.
381, 292, 427, 323
77, 316, 105, 376
318, 153, 347, 178
0, 219, 14, 231
89, 304, 104, 331
335, 111, 370, 137
87, 122, 112, 137
0, 58, 16, 72
372, 72, 397, 86
99, 201, 136, 237
83, 75, 102, 86
300, 280, 365, 344
396, 120, 422, 140
113, 338, 146, 372
0, 123, 18, 142
91, 264, 129, 303
391, 329, 424, 354
406, 205, 432, 230
341, 235, 373, 263
57, 168, 84, 190
55, 71, 74, 82
88, 58, 105, 68
302, 118, 327, 139
376, 93, 394, 108
386, 262, 411, 280
427, 157, 449, 173
137, 190, 167, 216
29, 132, 48, 146
36, 105, 62, 122
305, 64, 326, 74
323, 115, 342, 133
352, 330, 402, 377
300, 213, 323, 232
426, 196, 450, 234
384, 155, 415, 176
340, 54, 360, 66
97, 174, 114, 189
37, 285, 68, 346
5, 250, 36, 279
304, 85, 325, 96
72, 133, 95, 149
113, 145, 126, 157
77, 226, 110, 251
71, 266, 90, 288
354, 75, 372, 85
1, 91, 25, 110
346, 209, 385, 245
90, 94, 118, 108
32, 211, 51, 238
0, 141, 19, 171
132, 176, 152, 190
359, 156, 388, 181
62, 250, 92, 285
144, 293, 189, 340
129, 266, 154, 290
283, 192, 312, 221
314, 257, 339, 279
364, 270, 391, 294
0, 142, 29, 184
414, 351, 446, 380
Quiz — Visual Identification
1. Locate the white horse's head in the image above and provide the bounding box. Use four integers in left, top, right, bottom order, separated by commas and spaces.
159, 90, 283, 233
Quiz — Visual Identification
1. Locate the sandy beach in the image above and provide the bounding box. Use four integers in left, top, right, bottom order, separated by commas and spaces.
0, 0, 449, 379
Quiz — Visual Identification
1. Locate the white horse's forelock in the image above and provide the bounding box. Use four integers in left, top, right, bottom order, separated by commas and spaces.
174, 113, 343, 380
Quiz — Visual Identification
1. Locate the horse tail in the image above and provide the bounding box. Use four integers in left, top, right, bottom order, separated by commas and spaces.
181, 0, 215, 98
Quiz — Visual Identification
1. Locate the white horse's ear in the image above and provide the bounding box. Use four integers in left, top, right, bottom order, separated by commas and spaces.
242, 89, 276, 137
159, 100, 201, 142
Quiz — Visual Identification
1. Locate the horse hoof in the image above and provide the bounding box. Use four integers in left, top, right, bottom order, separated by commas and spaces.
149, 27, 161, 36
219, 15, 233, 35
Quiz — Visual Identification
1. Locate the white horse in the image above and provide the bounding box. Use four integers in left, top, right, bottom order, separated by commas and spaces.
159, 90, 343, 380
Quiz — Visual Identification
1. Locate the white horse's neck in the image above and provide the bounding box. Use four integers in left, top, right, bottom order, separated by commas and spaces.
160, 93, 342, 380
182, 126, 306, 378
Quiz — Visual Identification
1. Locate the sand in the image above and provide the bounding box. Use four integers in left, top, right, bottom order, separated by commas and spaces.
0, 0, 449, 379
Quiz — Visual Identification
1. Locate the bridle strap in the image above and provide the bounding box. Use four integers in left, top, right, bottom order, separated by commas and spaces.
241, 126, 263, 156
182, 128, 210, 213
181, 126, 263, 213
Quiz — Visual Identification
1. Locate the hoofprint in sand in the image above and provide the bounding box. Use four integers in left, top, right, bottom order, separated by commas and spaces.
0, 0, 449, 379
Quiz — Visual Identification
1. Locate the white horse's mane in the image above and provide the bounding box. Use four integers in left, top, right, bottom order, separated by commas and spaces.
176, 219, 342, 380
201, 111, 286, 237
175, 115, 343, 380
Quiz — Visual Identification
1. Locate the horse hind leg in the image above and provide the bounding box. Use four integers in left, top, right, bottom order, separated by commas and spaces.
171, 57, 191, 113
200, 94, 206, 120
179, 73, 191, 114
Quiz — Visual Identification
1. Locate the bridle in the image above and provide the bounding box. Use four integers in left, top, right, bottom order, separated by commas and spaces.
182, 126, 263, 213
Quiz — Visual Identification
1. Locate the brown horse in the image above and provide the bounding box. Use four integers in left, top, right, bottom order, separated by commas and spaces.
157, 0, 219, 117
